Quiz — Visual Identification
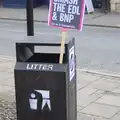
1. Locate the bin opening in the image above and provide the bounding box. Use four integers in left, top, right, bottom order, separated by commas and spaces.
26, 53, 67, 64
17, 44, 68, 64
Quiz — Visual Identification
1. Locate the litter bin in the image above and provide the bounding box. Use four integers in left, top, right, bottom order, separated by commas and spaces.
14, 37, 77, 120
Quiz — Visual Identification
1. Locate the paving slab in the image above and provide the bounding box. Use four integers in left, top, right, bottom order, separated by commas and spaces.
77, 106, 84, 112
85, 13, 120, 28
0, 58, 11, 63
102, 76, 120, 84
118, 110, 120, 115
0, 77, 14, 87
96, 94, 120, 107
77, 91, 102, 107
110, 114, 120, 120
0, 85, 13, 93
77, 72, 101, 90
0, 72, 13, 82
0, 62, 15, 72
0, 92, 15, 102
7, 68, 14, 73
89, 78, 119, 91
77, 112, 108, 120
95, 90, 105, 94
77, 72, 101, 83
80, 103, 120, 119
9, 87, 15, 93
77, 86, 97, 96
112, 86, 120, 94
0, 56, 15, 63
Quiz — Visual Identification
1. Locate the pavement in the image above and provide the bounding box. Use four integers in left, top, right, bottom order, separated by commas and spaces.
0, 6, 120, 28
1, 56, 120, 120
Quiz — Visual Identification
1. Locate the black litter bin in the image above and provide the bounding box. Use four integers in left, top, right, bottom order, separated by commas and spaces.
14, 37, 77, 120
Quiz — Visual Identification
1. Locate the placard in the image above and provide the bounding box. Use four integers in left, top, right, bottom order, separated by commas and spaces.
48, 0, 85, 31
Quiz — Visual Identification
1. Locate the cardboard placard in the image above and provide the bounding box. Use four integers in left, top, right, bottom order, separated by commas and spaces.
48, 0, 85, 31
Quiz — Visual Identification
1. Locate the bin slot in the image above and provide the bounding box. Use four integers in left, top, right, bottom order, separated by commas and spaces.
16, 43, 68, 63
35, 46, 65, 54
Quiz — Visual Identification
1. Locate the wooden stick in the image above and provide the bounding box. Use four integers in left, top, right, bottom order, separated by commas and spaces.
59, 29, 67, 64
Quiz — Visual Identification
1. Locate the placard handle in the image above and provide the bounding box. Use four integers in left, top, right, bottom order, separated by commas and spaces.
59, 29, 67, 64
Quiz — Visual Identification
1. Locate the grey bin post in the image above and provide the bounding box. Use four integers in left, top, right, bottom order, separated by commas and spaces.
14, 37, 77, 120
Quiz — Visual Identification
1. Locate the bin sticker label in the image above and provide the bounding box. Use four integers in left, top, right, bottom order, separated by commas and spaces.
29, 90, 51, 111
27, 64, 53, 71
69, 46, 75, 81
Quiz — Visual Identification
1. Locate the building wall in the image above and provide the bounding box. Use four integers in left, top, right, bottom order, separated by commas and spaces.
111, 0, 120, 12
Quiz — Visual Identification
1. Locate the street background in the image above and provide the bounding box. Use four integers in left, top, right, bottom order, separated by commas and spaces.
0, 4, 120, 120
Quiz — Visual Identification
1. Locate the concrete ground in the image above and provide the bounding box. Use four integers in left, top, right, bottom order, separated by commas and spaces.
1, 56, 120, 120
0, 6, 120, 28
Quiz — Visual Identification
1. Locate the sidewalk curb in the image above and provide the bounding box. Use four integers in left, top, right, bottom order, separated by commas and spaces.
0, 55, 15, 60
84, 24, 120, 29
0, 17, 48, 23
79, 68, 120, 78
0, 17, 120, 29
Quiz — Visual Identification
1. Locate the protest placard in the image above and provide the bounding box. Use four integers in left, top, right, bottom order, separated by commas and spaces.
48, 0, 85, 63
48, 0, 85, 31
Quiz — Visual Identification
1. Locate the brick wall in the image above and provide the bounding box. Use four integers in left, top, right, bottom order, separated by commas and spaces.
111, 0, 120, 12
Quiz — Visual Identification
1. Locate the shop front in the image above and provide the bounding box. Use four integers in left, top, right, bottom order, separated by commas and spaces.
2, 0, 49, 8
92, 0, 111, 13
0, 0, 3, 7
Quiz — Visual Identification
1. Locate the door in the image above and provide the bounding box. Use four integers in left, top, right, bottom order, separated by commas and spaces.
0, 0, 3, 7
